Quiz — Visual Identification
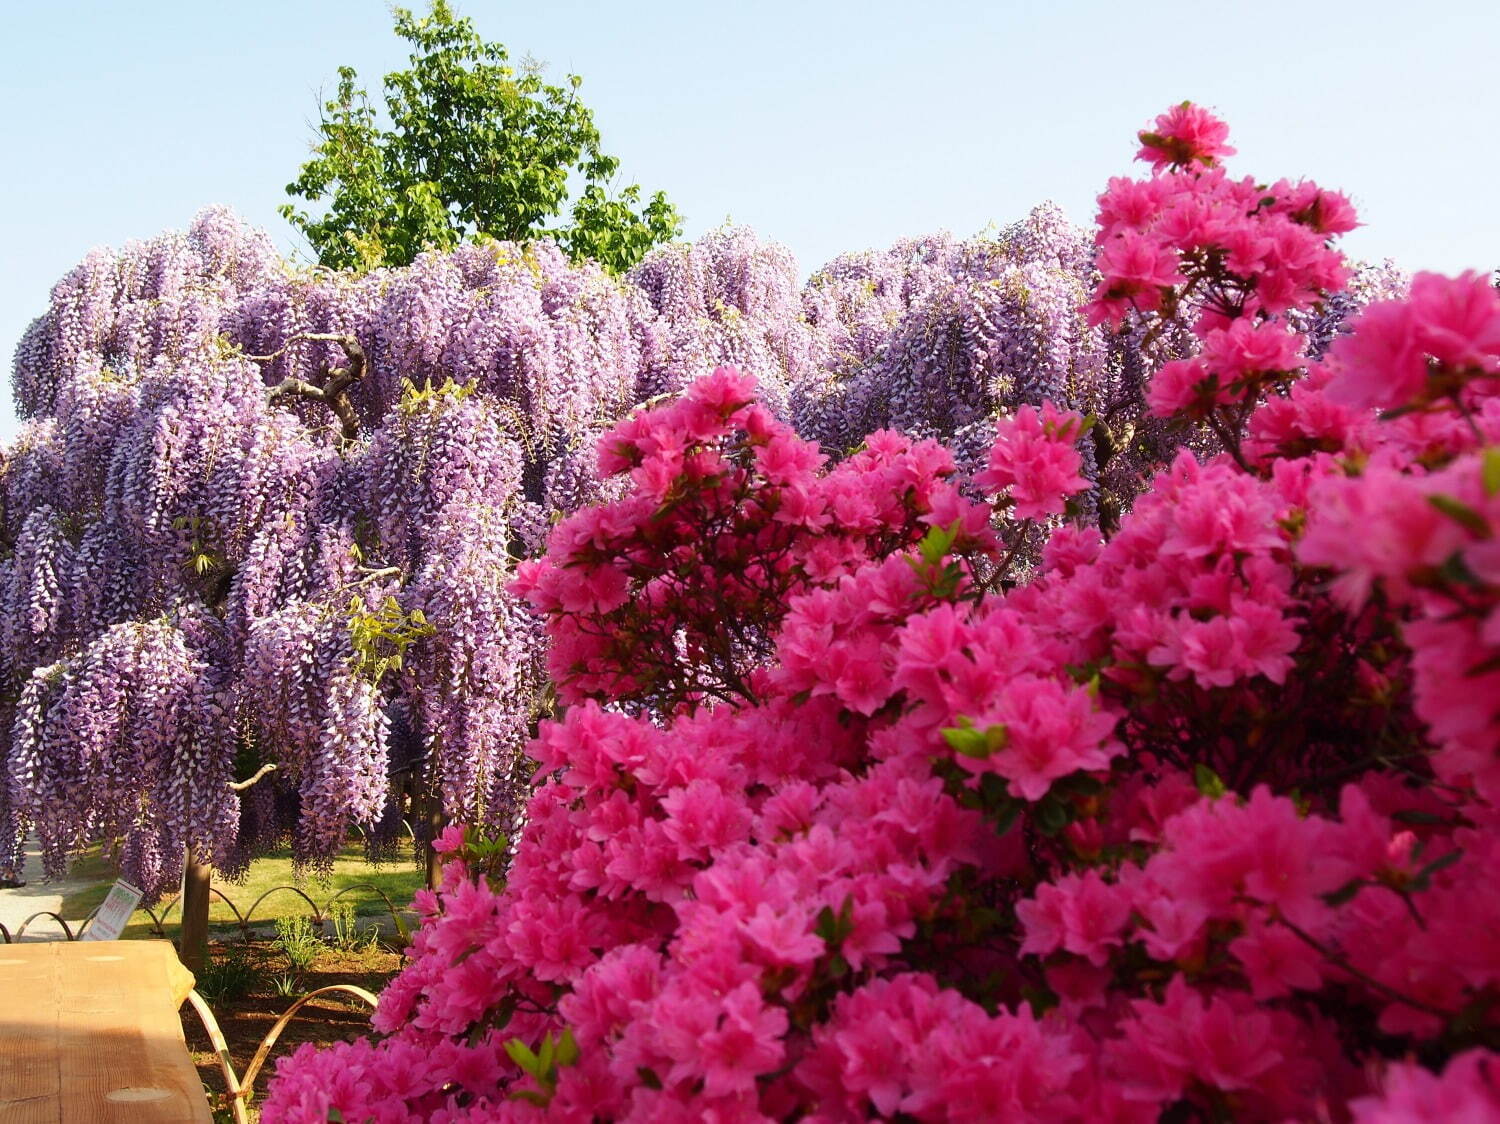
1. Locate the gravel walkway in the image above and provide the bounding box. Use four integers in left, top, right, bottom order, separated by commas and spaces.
0, 839, 101, 941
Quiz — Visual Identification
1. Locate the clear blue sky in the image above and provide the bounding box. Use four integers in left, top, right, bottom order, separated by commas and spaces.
4, 0, 1497, 443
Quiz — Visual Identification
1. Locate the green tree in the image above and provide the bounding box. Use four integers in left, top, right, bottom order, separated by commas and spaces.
282, 1, 681, 273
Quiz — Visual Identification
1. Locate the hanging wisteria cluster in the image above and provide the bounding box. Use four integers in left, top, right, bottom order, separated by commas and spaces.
0, 215, 659, 895
795, 206, 1106, 457
627, 225, 813, 415
1, 192, 1402, 898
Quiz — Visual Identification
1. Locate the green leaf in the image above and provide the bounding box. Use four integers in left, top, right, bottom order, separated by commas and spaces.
1322, 878, 1366, 907
1392, 809, 1450, 826
992, 798, 1020, 837
941, 721, 986, 759
1484, 447, 1500, 498
917, 521, 959, 565
555, 1027, 579, 1068
1020, 984, 1060, 1018
813, 905, 837, 943
282, 4, 680, 270
1438, 551, 1486, 588
504, 1037, 540, 1077
491, 995, 516, 1031
976, 772, 1009, 800
1411, 848, 1463, 890
1034, 797, 1069, 836
1060, 773, 1104, 796
942, 719, 1007, 760
1377, 401, 1425, 421
1193, 763, 1227, 800
1084, 670, 1101, 701
1428, 493, 1491, 538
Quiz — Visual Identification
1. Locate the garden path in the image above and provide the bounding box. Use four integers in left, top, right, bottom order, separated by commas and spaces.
0, 838, 100, 940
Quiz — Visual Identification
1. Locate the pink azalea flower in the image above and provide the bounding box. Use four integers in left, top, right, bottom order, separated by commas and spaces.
976, 401, 1092, 519
1408, 270, 1500, 371
1135, 102, 1237, 170
955, 674, 1121, 801
1351, 1050, 1500, 1123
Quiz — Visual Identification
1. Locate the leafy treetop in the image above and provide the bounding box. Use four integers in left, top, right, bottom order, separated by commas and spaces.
281, 1, 681, 273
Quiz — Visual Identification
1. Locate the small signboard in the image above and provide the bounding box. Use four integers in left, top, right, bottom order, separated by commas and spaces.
83, 880, 144, 942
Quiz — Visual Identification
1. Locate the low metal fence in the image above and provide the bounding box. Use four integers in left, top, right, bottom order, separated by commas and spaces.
184, 983, 381, 1124
0, 880, 413, 944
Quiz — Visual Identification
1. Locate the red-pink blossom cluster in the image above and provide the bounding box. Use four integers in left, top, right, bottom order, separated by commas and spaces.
1134, 101, 1237, 172
1296, 275, 1500, 811
264, 106, 1500, 1123
512, 366, 997, 713
1351, 1050, 1500, 1122
974, 401, 1093, 520
1090, 100, 1357, 475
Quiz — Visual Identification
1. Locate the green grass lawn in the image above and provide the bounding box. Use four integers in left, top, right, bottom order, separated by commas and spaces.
60, 841, 425, 942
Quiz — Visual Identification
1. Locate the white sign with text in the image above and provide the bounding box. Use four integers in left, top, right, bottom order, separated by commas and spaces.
82, 880, 143, 941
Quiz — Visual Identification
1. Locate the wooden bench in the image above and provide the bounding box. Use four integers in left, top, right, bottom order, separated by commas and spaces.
0, 941, 210, 1122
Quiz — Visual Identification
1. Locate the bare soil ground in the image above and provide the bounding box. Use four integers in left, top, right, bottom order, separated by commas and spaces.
182, 937, 405, 1121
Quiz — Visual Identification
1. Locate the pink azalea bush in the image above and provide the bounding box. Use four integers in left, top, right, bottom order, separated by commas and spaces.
263, 105, 1500, 1122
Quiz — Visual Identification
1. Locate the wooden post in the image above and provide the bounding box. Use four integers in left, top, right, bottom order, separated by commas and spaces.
180, 761, 276, 974
425, 802, 447, 890
179, 846, 212, 977
414, 752, 448, 891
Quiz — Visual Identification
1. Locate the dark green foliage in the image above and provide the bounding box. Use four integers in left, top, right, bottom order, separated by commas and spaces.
195, 948, 264, 1003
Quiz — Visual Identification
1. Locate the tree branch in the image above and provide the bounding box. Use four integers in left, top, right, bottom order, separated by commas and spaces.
252, 333, 369, 444
228, 763, 278, 793
1275, 914, 1458, 1021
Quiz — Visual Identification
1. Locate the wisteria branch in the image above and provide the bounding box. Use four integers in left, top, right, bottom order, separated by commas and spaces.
228, 763, 278, 793
250, 332, 369, 444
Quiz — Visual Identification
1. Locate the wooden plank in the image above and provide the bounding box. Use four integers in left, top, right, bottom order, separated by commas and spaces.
0, 942, 210, 1123
0, 943, 59, 1124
